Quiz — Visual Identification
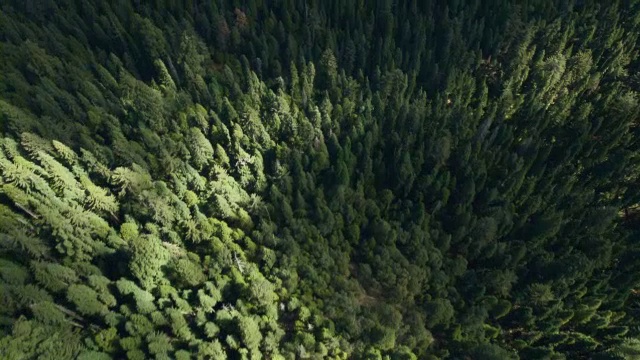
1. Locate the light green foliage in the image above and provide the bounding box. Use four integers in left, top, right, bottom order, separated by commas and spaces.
15, 284, 53, 306
37, 151, 81, 195
125, 314, 155, 336
175, 349, 191, 360
154, 60, 177, 92
610, 338, 640, 359
77, 351, 112, 360
95, 327, 119, 352
527, 283, 555, 306
197, 339, 226, 359
51, 140, 78, 165
146, 331, 174, 355
116, 279, 157, 314
0, 318, 85, 359
168, 308, 194, 341
126, 349, 146, 360
129, 233, 169, 290
238, 315, 263, 351
30, 301, 67, 325
111, 165, 154, 197
215, 144, 231, 167
120, 222, 140, 242
184, 190, 199, 207
171, 257, 207, 287
67, 284, 108, 316
0, 259, 29, 285
31, 261, 78, 292
197, 289, 217, 312
80, 175, 119, 214
188, 127, 215, 169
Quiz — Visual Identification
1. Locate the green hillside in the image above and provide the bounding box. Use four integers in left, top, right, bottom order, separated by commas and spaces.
1, 1, 640, 359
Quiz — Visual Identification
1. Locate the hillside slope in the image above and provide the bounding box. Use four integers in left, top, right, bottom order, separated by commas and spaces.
1, 1, 640, 359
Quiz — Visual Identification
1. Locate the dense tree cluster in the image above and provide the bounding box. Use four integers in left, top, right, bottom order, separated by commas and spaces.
2, 0, 640, 358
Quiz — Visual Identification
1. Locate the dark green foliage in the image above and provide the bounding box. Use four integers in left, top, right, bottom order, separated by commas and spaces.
1, 0, 640, 359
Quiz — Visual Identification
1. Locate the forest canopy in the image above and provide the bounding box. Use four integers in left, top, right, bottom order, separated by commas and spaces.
2, 0, 640, 359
